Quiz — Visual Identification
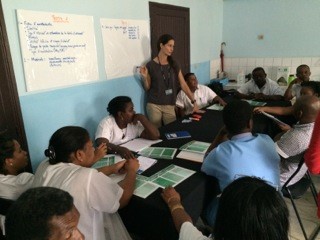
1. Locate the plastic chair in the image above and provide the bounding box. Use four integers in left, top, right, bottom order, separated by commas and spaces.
282, 158, 320, 240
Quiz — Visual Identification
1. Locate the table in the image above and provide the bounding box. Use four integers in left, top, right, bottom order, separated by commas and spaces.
119, 109, 222, 240
119, 97, 293, 240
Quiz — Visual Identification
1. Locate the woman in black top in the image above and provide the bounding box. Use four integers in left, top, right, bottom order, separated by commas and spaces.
140, 34, 198, 128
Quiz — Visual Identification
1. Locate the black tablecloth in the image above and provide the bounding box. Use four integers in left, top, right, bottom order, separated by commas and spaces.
119, 97, 293, 240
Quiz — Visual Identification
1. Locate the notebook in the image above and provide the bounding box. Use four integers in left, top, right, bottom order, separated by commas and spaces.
165, 131, 191, 140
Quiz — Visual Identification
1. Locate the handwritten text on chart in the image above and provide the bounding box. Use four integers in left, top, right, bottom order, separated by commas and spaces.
19, 20, 86, 67
101, 24, 140, 39
26, 56, 77, 67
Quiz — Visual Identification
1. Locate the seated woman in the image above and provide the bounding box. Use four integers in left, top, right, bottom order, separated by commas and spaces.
162, 176, 289, 240
32, 126, 139, 240
95, 96, 160, 159
0, 136, 33, 234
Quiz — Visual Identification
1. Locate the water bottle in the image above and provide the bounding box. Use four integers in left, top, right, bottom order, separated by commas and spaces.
288, 74, 295, 85
237, 71, 245, 85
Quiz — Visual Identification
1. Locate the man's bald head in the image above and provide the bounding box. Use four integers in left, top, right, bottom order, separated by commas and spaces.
294, 95, 320, 123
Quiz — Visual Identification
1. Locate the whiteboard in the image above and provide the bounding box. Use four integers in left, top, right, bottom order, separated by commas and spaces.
100, 18, 150, 79
17, 10, 99, 92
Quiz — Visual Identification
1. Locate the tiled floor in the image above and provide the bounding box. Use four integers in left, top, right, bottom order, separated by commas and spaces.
287, 174, 320, 240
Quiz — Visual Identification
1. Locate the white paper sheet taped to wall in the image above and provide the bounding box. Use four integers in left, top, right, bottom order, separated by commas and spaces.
100, 18, 151, 79
17, 9, 99, 92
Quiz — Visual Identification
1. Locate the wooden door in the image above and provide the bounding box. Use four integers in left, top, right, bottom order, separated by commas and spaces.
149, 2, 190, 75
0, 1, 32, 172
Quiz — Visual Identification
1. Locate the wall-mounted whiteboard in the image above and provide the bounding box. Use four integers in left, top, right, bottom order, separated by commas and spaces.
100, 18, 150, 79
17, 9, 99, 92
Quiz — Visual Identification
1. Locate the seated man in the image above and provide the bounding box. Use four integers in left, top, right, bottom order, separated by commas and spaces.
5, 187, 84, 240
201, 100, 280, 225
275, 95, 320, 186
253, 80, 320, 121
235, 67, 284, 101
161, 177, 289, 240
176, 73, 226, 117
284, 64, 311, 101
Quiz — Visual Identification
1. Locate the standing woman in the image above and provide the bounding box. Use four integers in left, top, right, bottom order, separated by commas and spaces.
140, 34, 198, 128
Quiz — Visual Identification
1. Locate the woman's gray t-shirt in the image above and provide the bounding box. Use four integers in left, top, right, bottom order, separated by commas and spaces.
146, 60, 180, 105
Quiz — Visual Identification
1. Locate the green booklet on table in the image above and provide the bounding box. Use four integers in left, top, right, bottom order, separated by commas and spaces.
138, 147, 177, 160
177, 140, 210, 163
91, 155, 115, 169
179, 140, 210, 154
133, 164, 195, 199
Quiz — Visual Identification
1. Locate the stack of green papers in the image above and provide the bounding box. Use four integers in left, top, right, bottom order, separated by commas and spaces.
179, 140, 210, 154
139, 147, 177, 160
92, 155, 115, 169
134, 164, 195, 198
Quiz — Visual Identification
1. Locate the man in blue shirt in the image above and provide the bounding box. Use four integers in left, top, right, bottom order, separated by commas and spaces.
201, 100, 280, 225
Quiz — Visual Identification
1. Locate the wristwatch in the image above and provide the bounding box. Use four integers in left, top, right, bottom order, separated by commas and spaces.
191, 99, 196, 104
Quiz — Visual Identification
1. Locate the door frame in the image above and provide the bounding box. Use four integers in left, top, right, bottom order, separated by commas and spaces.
149, 2, 190, 74
0, 1, 32, 172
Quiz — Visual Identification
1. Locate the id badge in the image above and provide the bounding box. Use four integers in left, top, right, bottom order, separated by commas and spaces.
165, 89, 173, 95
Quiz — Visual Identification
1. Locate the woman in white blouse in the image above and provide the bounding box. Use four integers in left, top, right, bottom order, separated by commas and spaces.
0, 136, 33, 234
33, 126, 139, 240
96, 96, 160, 159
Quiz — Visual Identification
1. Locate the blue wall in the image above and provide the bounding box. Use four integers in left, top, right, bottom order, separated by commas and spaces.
2, 0, 223, 170
223, 0, 320, 57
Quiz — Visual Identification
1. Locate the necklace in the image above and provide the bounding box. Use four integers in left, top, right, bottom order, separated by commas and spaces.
121, 127, 127, 139
158, 56, 171, 88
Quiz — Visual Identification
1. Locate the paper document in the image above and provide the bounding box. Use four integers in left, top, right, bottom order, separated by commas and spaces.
179, 141, 210, 154
176, 150, 205, 163
92, 155, 125, 183
91, 155, 117, 169
139, 147, 177, 160
133, 165, 195, 198
207, 104, 224, 111
244, 100, 267, 106
261, 111, 289, 126
177, 141, 210, 163
148, 165, 195, 189
137, 156, 157, 174
92, 154, 157, 179
120, 138, 162, 152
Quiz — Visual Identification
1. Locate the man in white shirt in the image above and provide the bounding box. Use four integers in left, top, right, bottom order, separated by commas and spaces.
176, 73, 226, 117
236, 67, 284, 101
284, 64, 311, 101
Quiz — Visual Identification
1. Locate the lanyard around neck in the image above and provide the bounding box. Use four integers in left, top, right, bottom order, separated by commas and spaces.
158, 56, 171, 88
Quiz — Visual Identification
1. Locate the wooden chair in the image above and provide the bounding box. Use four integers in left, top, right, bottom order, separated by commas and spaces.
282, 158, 320, 240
